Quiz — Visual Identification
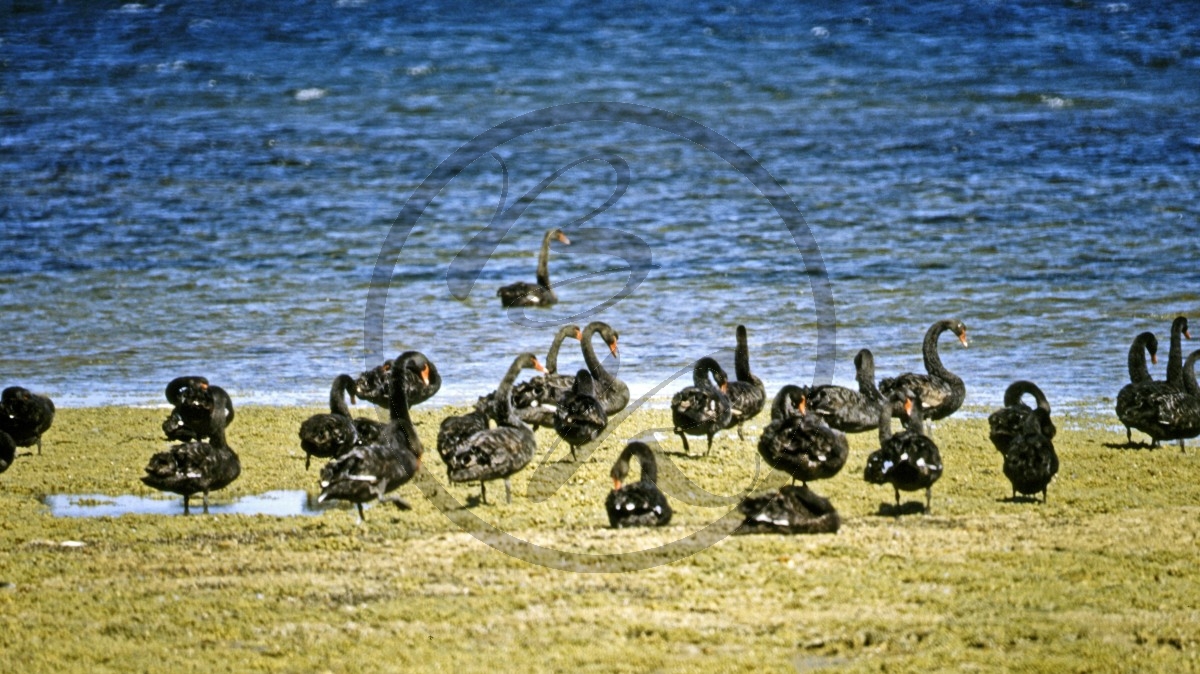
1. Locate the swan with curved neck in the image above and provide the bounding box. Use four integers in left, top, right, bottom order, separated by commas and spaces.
142, 395, 241, 515
580, 321, 629, 415
497, 228, 570, 307
670, 357, 732, 456
299, 374, 359, 470
879, 319, 969, 422
446, 353, 545, 504
605, 441, 672, 527
988, 380, 1054, 456
1166, 316, 1191, 389
0, 386, 55, 456
757, 391, 849, 486
318, 352, 424, 521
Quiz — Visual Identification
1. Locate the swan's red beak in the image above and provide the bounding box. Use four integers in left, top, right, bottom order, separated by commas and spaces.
574, 328, 582, 340
612, 478, 622, 491
720, 382, 728, 394
904, 397, 914, 417
958, 332, 969, 348
1186, 329, 1192, 340
199, 382, 208, 390
608, 339, 619, 357
532, 357, 546, 373
558, 232, 571, 245
350, 393, 357, 405
420, 364, 431, 385
1151, 353, 1158, 365
800, 397, 808, 415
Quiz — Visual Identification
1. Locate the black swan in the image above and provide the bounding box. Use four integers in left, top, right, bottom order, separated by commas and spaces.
553, 369, 609, 461
352, 360, 433, 444
670, 357, 732, 456
298, 374, 360, 470
1001, 406, 1060, 502
319, 352, 424, 522
1114, 331, 1158, 444
723, 325, 766, 439
0, 386, 55, 455
0, 430, 15, 474
757, 391, 849, 486
142, 402, 240, 515
605, 441, 672, 528
497, 227, 571, 307
735, 485, 840, 535
161, 376, 234, 443
581, 321, 630, 415
353, 351, 441, 408
988, 380, 1054, 456
864, 390, 944, 513
807, 348, 884, 433
878, 319, 969, 422
445, 353, 544, 505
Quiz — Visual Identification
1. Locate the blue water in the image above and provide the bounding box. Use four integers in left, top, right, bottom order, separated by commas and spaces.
1, 1, 1198, 412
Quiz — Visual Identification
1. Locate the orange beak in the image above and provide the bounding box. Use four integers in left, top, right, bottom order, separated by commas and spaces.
558, 232, 571, 245
904, 397, 914, 416
574, 328, 582, 340
199, 382, 208, 390
1152, 353, 1159, 365
420, 363, 431, 385
958, 332, 969, 348
1186, 330, 1192, 340
798, 396, 807, 415
720, 382, 728, 394
533, 357, 547, 373
350, 393, 358, 405
612, 478, 622, 491
608, 339, 619, 357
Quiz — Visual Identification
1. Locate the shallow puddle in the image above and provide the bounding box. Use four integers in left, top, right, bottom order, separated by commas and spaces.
42, 490, 351, 518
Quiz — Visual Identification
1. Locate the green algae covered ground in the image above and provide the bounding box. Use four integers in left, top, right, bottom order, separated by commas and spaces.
2, 405, 1199, 673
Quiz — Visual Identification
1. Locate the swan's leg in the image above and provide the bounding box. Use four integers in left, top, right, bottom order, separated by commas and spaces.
924, 487, 932, 513
705, 432, 716, 456
893, 486, 900, 507
504, 478, 513, 504
202, 490, 210, 514
1125, 426, 1132, 444
37, 437, 42, 455
677, 432, 690, 455
480, 481, 488, 505
1179, 439, 1187, 453
570, 445, 578, 462
737, 423, 745, 441
1041, 487, 1048, 504
305, 454, 311, 470
183, 495, 191, 516
356, 502, 365, 523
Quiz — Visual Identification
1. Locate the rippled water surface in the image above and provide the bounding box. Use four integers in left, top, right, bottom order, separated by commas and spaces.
2, 1, 1198, 411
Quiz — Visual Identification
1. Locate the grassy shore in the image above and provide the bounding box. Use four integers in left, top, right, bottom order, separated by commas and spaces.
1, 404, 1199, 672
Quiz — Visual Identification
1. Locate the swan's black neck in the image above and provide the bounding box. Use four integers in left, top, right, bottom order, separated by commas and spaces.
1167, 317, 1189, 388
389, 354, 420, 455
545, 324, 579, 373
330, 374, 355, 417
1003, 380, 1050, 413
1184, 350, 1200, 397
1128, 332, 1157, 385
922, 320, 963, 382
618, 442, 658, 484
692, 357, 725, 390
582, 322, 617, 383
573, 370, 596, 397
877, 398, 894, 445
535, 229, 557, 288
734, 325, 753, 382
854, 349, 881, 401
496, 354, 537, 425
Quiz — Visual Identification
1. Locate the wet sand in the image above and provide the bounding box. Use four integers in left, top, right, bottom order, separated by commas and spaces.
1, 405, 1198, 672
